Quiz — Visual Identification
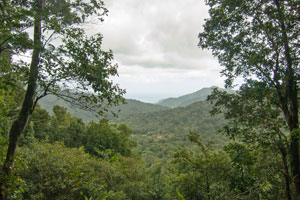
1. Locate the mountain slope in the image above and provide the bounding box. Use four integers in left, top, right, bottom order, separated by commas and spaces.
111, 99, 169, 117
114, 100, 226, 141
157, 86, 233, 108
113, 100, 227, 163
38, 95, 169, 121
39, 92, 228, 164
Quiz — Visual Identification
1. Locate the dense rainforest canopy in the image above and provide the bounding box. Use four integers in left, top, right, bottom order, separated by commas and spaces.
0, 0, 299, 199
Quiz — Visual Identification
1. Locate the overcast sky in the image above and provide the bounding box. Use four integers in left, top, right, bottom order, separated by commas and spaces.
88, 0, 225, 103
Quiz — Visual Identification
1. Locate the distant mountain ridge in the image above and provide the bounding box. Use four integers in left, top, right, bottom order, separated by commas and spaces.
156, 86, 233, 108
114, 100, 226, 136
38, 95, 169, 121
38, 86, 233, 121
111, 99, 169, 117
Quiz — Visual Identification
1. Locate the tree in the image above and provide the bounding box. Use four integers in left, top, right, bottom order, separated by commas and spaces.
0, 0, 125, 198
167, 133, 230, 200
208, 84, 293, 199
167, 132, 287, 200
0, 0, 31, 55
199, 0, 300, 198
84, 120, 136, 158
0, 45, 25, 138
16, 142, 155, 200
223, 142, 286, 200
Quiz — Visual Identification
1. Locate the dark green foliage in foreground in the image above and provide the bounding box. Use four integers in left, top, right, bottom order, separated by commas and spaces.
0, 94, 294, 200
0, 142, 163, 200
1, 104, 165, 199
199, 0, 300, 198
20, 105, 136, 159
166, 133, 287, 200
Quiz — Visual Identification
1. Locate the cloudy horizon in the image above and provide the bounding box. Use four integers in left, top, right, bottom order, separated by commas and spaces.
89, 0, 226, 103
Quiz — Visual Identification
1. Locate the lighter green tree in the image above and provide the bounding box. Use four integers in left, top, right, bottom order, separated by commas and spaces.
0, 1, 125, 198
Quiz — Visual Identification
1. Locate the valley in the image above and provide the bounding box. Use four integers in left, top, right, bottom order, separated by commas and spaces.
38, 87, 228, 164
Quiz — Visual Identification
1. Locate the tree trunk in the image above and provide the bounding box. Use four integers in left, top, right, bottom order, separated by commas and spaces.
279, 146, 292, 200
0, 1, 43, 199
288, 89, 300, 200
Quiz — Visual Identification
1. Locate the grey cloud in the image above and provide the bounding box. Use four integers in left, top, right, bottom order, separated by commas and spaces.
100, 0, 217, 71
96, 0, 226, 101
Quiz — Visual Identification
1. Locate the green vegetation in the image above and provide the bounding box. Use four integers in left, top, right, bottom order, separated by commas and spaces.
39, 91, 228, 165
0, 0, 124, 198
199, 0, 300, 199
38, 95, 169, 122
1, 0, 299, 199
11, 142, 163, 200
166, 133, 286, 200
115, 101, 227, 165
157, 86, 233, 108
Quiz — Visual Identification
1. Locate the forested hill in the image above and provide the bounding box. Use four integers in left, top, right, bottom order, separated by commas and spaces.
39, 90, 228, 158
111, 100, 227, 164
113, 100, 227, 143
39, 87, 230, 121
39, 88, 227, 145
157, 86, 233, 108
111, 99, 169, 116
39, 95, 169, 121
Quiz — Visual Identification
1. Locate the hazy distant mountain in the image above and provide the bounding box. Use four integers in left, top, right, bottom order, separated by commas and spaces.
38, 95, 169, 121
38, 86, 233, 121
157, 86, 233, 108
112, 99, 169, 116
38, 94, 100, 121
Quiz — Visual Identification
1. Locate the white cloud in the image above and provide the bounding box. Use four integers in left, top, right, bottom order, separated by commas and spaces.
91, 0, 225, 102
112, 65, 225, 103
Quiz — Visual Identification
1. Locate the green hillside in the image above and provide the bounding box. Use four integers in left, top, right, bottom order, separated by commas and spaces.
115, 100, 226, 140
39, 92, 227, 164
110, 99, 170, 117
113, 100, 227, 164
38, 94, 100, 121
38, 95, 169, 121
38, 87, 233, 121
157, 86, 233, 108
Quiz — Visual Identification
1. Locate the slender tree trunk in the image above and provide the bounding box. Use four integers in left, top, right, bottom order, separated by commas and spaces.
279, 146, 292, 200
0, 1, 43, 199
288, 88, 300, 200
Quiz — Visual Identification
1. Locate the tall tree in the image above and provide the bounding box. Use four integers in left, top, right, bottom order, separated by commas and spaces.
198, 0, 300, 199
0, 0, 124, 198
208, 83, 293, 199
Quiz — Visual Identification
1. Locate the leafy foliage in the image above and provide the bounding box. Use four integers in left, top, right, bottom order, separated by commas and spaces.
20, 105, 136, 159
16, 142, 159, 200
117, 101, 227, 164
167, 134, 287, 200
1, 1, 126, 196
2, 0, 299, 199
